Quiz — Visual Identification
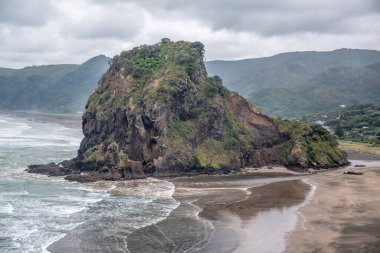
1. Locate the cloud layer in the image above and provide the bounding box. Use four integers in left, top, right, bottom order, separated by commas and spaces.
0, 0, 379, 68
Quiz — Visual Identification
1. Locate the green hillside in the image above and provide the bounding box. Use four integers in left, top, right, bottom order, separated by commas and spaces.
325, 104, 380, 144
206, 49, 380, 118
0, 55, 110, 112
253, 63, 380, 117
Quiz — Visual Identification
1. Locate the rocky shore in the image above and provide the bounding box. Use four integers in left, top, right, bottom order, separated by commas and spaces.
27, 40, 348, 181
22, 110, 379, 252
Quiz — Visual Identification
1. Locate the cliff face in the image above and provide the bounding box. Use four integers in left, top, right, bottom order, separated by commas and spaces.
28, 40, 348, 181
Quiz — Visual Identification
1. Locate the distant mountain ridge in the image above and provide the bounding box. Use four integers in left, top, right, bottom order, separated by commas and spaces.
1, 48, 380, 116
205, 48, 380, 117
0, 55, 110, 112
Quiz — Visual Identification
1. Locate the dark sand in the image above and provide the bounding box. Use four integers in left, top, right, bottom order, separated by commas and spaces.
287, 146, 380, 253
120, 172, 312, 253
168, 145, 380, 253
195, 180, 309, 221
12, 110, 380, 252
287, 167, 380, 253
170, 174, 311, 253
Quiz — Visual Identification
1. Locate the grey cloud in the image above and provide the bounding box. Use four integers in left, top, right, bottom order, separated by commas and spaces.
131, 0, 379, 35
0, 0, 379, 68
0, 0, 57, 26
60, 1, 143, 40
370, 0, 380, 11
63, 15, 141, 40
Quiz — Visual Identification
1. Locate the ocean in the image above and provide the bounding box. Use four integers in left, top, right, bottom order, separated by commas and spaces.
0, 112, 311, 253
0, 113, 183, 253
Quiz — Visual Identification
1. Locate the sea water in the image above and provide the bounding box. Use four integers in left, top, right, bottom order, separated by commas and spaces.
0, 112, 318, 253
0, 113, 180, 253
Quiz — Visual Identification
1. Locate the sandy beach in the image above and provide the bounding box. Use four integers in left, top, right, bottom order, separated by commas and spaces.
170, 146, 380, 253
286, 146, 380, 253
6, 111, 380, 252
286, 167, 380, 253
170, 168, 311, 252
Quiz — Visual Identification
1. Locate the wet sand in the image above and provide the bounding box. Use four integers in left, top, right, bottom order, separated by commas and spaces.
170, 147, 380, 253
287, 146, 380, 253
195, 179, 309, 221
117, 170, 309, 253
12, 110, 379, 252
171, 171, 312, 252
286, 168, 380, 253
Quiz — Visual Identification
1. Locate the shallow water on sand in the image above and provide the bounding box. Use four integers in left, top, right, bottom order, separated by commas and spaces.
231, 179, 316, 253
349, 159, 380, 168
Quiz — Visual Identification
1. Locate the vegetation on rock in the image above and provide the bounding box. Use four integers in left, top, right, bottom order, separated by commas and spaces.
28, 40, 348, 181
274, 119, 347, 167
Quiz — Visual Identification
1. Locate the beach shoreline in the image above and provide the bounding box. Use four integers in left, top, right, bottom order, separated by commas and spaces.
4, 110, 379, 252
170, 169, 311, 252
284, 143, 380, 253
286, 165, 380, 253
167, 143, 380, 253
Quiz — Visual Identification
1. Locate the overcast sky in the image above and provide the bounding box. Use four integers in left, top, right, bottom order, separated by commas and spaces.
0, 0, 379, 68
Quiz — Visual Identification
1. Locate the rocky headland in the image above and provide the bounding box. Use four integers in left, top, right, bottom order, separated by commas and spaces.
28, 39, 348, 182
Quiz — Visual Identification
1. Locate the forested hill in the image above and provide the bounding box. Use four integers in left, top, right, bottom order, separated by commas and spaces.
0, 55, 110, 113
205, 49, 380, 118
325, 104, 380, 144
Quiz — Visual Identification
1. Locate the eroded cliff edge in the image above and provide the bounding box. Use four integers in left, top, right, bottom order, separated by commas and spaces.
28, 40, 348, 181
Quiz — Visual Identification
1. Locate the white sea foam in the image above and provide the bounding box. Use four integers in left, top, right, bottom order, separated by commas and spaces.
0, 113, 89, 252
0, 203, 14, 214
0, 123, 31, 138
84, 178, 181, 237
58, 193, 104, 204
295, 179, 317, 230
183, 200, 215, 253
90, 177, 177, 199
1, 190, 29, 196
0, 114, 82, 149
0, 113, 181, 253
0, 185, 108, 252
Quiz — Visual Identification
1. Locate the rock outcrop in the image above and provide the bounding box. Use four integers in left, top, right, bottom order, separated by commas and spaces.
28, 39, 348, 181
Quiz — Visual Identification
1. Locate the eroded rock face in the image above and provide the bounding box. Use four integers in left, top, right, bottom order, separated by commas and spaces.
28, 40, 348, 181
